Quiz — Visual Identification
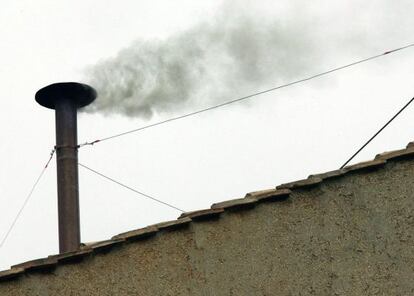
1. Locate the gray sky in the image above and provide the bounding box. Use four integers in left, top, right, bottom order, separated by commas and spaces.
1, 0, 414, 270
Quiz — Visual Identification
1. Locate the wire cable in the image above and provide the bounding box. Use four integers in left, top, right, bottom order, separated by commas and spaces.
340, 96, 414, 169
78, 42, 414, 147
0, 149, 55, 248
78, 163, 185, 213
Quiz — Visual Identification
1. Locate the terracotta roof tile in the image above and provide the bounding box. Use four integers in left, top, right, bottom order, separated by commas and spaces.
343, 159, 386, 172
375, 146, 414, 161
112, 225, 159, 241
82, 239, 125, 253
276, 177, 323, 190
245, 188, 291, 202
179, 208, 224, 221
309, 169, 345, 181
211, 197, 257, 210
49, 249, 92, 264
153, 217, 192, 231
0, 268, 24, 282
12, 257, 57, 272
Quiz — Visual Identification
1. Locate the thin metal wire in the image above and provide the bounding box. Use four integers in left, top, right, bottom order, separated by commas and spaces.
0, 149, 56, 248
340, 97, 414, 169
78, 43, 414, 147
78, 162, 185, 213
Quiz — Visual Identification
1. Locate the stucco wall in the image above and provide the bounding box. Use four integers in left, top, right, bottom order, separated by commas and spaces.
1, 158, 413, 295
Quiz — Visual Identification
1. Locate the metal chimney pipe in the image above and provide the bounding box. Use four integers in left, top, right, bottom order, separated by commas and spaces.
35, 82, 96, 253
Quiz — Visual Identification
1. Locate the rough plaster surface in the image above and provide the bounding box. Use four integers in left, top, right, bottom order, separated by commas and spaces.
1, 159, 413, 295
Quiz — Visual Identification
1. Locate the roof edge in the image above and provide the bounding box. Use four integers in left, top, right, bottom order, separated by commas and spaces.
1, 140, 414, 282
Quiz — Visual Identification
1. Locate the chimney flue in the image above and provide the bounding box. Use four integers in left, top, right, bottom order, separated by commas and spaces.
35, 82, 96, 253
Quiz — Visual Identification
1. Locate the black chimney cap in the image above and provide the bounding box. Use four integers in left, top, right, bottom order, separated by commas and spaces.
35, 82, 97, 109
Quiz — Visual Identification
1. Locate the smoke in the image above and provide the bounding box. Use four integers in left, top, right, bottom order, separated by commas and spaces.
83, 0, 414, 119
93, 0, 405, 121
82, 5, 323, 119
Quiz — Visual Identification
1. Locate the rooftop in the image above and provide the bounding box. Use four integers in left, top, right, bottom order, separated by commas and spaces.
1, 140, 413, 282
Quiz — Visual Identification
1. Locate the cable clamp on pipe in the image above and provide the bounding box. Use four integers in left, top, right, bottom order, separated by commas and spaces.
78, 139, 101, 148
54, 145, 79, 150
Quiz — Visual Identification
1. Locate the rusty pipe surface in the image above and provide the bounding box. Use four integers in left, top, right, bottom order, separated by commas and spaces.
35, 82, 96, 254
55, 98, 80, 253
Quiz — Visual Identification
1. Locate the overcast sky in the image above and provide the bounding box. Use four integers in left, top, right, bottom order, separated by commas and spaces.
1, 0, 414, 270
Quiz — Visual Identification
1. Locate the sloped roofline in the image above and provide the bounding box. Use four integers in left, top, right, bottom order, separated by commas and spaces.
1, 141, 413, 282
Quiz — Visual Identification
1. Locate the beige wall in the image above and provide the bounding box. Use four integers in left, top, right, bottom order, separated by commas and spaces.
1, 158, 414, 295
